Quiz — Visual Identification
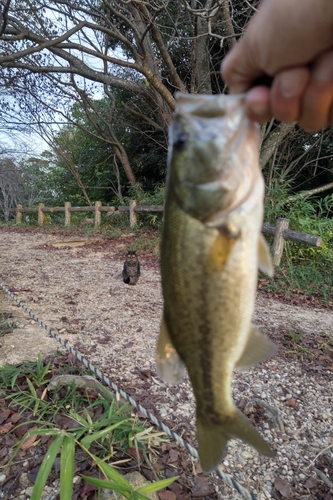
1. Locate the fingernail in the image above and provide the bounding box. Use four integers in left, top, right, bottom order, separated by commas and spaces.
278, 71, 306, 98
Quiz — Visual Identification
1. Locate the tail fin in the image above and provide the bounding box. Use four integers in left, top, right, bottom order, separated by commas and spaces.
197, 408, 275, 473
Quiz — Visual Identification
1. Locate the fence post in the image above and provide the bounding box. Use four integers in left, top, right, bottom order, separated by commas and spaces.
94, 201, 102, 227
38, 203, 44, 226
272, 218, 289, 266
129, 200, 137, 228
65, 202, 71, 226
16, 204, 22, 225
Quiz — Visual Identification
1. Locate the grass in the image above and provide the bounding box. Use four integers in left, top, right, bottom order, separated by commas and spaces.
0, 354, 177, 500
284, 324, 314, 361
0, 311, 17, 336
259, 258, 333, 306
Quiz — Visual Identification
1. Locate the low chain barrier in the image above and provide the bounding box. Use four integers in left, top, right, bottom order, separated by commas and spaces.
0, 280, 259, 500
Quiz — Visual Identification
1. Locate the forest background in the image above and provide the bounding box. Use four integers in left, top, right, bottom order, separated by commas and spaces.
0, 0, 332, 302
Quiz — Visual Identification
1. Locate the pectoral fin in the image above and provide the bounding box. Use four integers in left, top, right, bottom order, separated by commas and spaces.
258, 234, 274, 277
156, 318, 184, 384
235, 325, 277, 371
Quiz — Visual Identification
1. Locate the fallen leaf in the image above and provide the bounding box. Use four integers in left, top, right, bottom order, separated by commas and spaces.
80, 479, 98, 496
168, 482, 182, 496
304, 477, 317, 489
9, 412, 21, 424
21, 434, 38, 451
96, 338, 109, 344
0, 422, 13, 434
168, 449, 179, 463
27, 466, 41, 483
192, 482, 215, 497
275, 477, 292, 498
194, 463, 203, 474
0, 409, 11, 424
158, 491, 176, 500
54, 414, 77, 429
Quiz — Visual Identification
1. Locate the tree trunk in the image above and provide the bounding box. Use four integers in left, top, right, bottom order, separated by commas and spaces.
193, 14, 212, 94
260, 122, 296, 170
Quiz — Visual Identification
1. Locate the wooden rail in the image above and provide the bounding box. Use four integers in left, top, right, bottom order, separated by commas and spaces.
10, 203, 321, 267
11, 200, 163, 229
263, 218, 322, 265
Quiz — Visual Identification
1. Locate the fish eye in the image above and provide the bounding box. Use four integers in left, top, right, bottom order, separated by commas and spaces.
173, 132, 187, 151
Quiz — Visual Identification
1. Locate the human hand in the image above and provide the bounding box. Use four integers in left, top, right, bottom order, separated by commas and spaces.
221, 0, 333, 132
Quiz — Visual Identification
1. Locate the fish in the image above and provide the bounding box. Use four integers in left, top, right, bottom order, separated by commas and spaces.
157, 93, 277, 473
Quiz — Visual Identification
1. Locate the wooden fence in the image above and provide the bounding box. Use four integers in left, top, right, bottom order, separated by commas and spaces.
11, 202, 322, 266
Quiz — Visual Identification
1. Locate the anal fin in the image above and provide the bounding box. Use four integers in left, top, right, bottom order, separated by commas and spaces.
235, 324, 277, 371
156, 318, 184, 384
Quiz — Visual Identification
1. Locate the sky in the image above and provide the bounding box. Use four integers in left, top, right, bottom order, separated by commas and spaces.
0, 7, 126, 159
0, 129, 49, 157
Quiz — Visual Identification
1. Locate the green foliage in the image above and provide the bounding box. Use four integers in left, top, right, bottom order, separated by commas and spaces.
262, 261, 333, 303
82, 463, 178, 500
1, 358, 176, 499
125, 183, 165, 206
45, 94, 168, 208
0, 312, 16, 337
263, 180, 333, 304
264, 181, 333, 263
27, 353, 52, 386
124, 184, 165, 229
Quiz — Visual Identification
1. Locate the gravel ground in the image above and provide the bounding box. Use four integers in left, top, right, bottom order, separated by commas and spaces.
0, 227, 332, 500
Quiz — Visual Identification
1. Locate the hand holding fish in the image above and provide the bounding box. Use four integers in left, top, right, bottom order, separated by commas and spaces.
221, 0, 333, 132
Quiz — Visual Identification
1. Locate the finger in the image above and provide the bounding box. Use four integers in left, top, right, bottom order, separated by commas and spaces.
221, 43, 264, 94
270, 67, 310, 123
329, 101, 333, 128
244, 86, 272, 123
299, 50, 333, 132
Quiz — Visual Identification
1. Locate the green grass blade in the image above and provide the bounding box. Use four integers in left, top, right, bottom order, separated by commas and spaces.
81, 475, 132, 498
80, 419, 127, 448
69, 411, 91, 427
134, 492, 151, 500
31, 433, 65, 500
96, 459, 131, 487
60, 435, 75, 500
26, 378, 38, 398
136, 476, 179, 494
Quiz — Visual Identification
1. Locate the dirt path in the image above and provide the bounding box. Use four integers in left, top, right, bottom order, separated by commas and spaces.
0, 228, 332, 500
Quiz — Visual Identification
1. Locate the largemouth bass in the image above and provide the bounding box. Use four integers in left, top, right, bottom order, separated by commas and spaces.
157, 93, 276, 473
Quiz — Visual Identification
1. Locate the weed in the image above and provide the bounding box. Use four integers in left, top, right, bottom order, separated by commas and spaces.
132, 231, 160, 256
284, 324, 313, 361
0, 312, 17, 334
1, 357, 177, 500
0, 363, 22, 388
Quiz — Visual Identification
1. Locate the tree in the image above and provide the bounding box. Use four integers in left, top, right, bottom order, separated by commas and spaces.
0, 155, 54, 220
0, 0, 331, 208
0, 0, 238, 187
